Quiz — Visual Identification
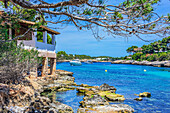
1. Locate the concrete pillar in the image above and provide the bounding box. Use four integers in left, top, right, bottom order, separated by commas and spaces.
9, 28, 12, 40
52, 34, 55, 45
33, 31, 37, 41
50, 58, 56, 75
42, 57, 48, 77
43, 31, 47, 44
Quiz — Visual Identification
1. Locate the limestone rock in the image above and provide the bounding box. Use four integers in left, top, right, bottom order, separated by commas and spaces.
105, 93, 125, 101
97, 91, 125, 101
139, 92, 151, 97
98, 83, 116, 92
50, 101, 73, 113
134, 97, 143, 101
76, 87, 96, 96
6, 106, 26, 113
79, 84, 89, 87
57, 87, 76, 92
43, 83, 64, 91
26, 78, 43, 92
78, 104, 134, 113
56, 69, 73, 76
80, 95, 109, 108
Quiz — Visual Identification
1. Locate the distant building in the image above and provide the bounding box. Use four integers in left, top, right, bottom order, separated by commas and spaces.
96, 58, 109, 61
146, 54, 153, 57
127, 57, 132, 59
154, 48, 167, 53
96, 58, 102, 61
101, 58, 109, 61
167, 43, 170, 49
154, 50, 159, 53
133, 48, 143, 53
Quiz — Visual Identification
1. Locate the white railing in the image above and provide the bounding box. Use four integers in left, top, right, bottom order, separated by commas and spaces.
17, 40, 36, 47
36, 41, 55, 52
17, 39, 55, 52
17, 31, 56, 52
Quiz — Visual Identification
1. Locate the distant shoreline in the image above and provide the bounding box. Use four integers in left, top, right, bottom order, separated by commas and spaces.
56, 60, 170, 67
57, 60, 112, 63
111, 60, 170, 67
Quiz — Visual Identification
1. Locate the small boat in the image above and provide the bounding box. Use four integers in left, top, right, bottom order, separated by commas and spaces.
70, 59, 82, 66
84, 60, 93, 64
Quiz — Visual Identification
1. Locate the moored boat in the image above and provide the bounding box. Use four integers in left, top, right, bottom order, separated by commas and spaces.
70, 59, 82, 66
84, 60, 93, 64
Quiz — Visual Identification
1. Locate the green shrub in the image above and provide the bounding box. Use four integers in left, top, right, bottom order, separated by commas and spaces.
167, 52, 170, 60
0, 41, 42, 84
147, 54, 158, 61
158, 52, 167, 61
132, 53, 143, 60
140, 54, 147, 60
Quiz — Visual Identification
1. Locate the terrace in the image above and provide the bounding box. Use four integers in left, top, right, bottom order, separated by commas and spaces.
16, 20, 60, 58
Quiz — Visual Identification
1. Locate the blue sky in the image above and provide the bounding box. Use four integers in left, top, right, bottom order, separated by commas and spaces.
52, 0, 170, 57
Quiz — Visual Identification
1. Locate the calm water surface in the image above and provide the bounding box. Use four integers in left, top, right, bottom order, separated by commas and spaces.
56, 62, 170, 113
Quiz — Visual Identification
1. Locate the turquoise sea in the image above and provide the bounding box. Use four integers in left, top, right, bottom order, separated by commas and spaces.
56, 62, 170, 113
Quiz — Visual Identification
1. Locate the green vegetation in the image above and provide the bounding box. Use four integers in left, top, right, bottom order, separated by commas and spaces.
56, 51, 127, 61
57, 51, 113, 60
131, 52, 170, 61
0, 41, 42, 84
141, 37, 170, 54
56, 51, 92, 60
36, 31, 52, 44
126, 46, 138, 54
0, 10, 42, 84
126, 36, 170, 61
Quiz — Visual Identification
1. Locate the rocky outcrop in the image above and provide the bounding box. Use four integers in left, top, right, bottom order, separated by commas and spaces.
49, 101, 73, 113
0, 82, 74, 113
31, 69, 76, 93
134, 97, 143, 101
0, 69, 75, 113
0, 83, 36, 109
43, 83, 75, 92
104, 92, 125, 101
76, 86, 98, 96
134, 92, 151, 101
97, 83, 116, 92
80, 94, 109, 108
56, 69, 73, 76
5, 95, 73, 113
139, 92, 151, 97
164, 62, 170, 67
77, 83, 124, 102
111, 60, 170, 67
54, 70, 76, 86
78, 104, 134, 113
77, 83, 132, 112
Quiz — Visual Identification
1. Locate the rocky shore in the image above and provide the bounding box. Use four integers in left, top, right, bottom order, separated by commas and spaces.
0, 69, 138, 113
0, 69, 76, 113
76, 83, 134, 113
111, 60, 170, 67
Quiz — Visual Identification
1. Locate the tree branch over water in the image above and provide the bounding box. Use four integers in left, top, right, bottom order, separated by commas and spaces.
0, 0, 170, 41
